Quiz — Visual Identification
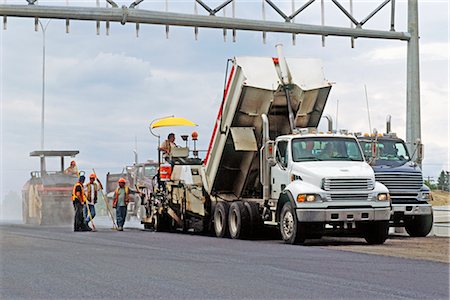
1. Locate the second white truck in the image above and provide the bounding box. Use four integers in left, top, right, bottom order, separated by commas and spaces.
142, 46, 391, 244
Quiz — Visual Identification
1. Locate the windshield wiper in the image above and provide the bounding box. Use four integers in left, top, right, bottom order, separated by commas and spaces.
331, 155, 362, 161
297, 156, 322, 161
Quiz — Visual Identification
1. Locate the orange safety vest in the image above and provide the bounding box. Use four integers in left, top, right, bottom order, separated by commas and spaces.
113, 186, 130, 207
86, 182, 98, 203
72, 182, 86, 203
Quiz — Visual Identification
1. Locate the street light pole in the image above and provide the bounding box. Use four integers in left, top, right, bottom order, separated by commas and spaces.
39, 19, 50, 150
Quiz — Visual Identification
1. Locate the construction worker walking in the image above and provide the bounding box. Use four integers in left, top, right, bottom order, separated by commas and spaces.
84, 173, 100, 228
112, 178, 130, 231
72, 175, 91, 232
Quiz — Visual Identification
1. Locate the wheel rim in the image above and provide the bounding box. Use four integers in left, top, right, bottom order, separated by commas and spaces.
230, 209, 238, 235
215, 210, 223, 233
282, 210, 294, 238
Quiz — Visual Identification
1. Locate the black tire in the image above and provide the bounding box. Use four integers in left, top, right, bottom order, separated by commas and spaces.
244, 201, 263, 237
154, 213, 170, 232
144, 223, 153, 230
279, 202, 306, 245
228, 201, 250, 239
363, 221, 389, 245
405, 214, 433, 237
214, 201, 230, 238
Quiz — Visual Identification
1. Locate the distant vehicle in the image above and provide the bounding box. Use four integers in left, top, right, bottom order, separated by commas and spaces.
106, 160, 158, 221
357, 128, 433, 237
22, 150, 79, 225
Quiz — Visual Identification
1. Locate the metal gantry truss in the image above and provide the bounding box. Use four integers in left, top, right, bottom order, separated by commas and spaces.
1, 0, 408, 40
0, 0, 422, 162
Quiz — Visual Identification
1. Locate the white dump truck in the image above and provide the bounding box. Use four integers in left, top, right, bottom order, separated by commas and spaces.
143, 46, 391, 244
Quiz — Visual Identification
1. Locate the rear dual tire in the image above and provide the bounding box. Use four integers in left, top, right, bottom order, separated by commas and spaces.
228, 202, 250, 239
214, 201, 230, 238
214, 201, 262, 239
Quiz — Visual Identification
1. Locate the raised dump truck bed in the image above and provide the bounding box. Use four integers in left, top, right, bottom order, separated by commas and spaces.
204, 57, 332, 200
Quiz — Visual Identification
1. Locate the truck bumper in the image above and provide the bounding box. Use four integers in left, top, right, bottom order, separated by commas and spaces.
391, 204, 432, 216
296, 207, 391, 223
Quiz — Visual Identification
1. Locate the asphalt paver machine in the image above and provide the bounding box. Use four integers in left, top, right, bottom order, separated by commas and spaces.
22, 150, 79, 225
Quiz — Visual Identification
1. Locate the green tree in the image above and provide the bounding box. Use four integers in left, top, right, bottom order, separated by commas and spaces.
424, 180, 437, 190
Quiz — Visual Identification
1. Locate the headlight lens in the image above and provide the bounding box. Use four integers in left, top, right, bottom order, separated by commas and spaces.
297, 194, 317, 202
377, 193, 390, 201
306, 194, 316, 202
419, 193, 431, 201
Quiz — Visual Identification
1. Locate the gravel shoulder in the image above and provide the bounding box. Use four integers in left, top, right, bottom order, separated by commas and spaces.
314, 235, 450, 263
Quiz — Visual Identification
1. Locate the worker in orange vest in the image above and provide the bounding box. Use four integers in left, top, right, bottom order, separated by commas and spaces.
112, 178, 130, 231
72, 175, 91, 232
84, 173, 101, 226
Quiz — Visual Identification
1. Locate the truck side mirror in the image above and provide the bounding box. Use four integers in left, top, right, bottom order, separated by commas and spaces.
266, 141, 276, 167
415, 140, 424, 165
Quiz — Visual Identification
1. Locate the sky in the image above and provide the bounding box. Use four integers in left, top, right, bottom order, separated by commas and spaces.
0, 0, 449, 217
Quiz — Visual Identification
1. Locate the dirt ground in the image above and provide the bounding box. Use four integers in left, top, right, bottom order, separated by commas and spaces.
431, 191, 450, 206
314, 235, 450, 264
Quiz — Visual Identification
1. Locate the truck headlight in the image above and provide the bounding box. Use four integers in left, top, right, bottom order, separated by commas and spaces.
419, 192, 431, 201
306, 194, 316, 202
297, 194, 317, 202
377, 193, 390, 201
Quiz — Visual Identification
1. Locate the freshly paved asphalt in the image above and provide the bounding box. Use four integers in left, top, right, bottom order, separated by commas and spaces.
1, 218, 448, 299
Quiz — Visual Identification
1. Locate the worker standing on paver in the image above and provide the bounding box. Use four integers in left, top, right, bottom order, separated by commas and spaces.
72, 175, 91, 232
112, 178, 130, 231
64, 160, 79, 176
84, 173, 100, 227
159, 133, 177, 160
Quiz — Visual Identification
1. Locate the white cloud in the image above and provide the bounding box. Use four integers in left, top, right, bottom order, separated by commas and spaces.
358, 42, 448, 64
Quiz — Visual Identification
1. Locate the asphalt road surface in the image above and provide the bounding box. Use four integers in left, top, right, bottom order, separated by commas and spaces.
1, 218, 449, 299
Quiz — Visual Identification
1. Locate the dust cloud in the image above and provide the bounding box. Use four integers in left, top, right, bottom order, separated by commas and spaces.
0, 191, 22, 221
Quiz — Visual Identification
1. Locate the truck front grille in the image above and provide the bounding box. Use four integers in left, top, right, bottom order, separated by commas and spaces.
328, 194, 371, 201
323, 178, 374, 191
375, 172, 423, 192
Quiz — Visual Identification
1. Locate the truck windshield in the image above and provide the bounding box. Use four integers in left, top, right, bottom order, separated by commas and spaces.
292, 137, 364, 162
144, 165, 157, 177
359, 139, 410, 163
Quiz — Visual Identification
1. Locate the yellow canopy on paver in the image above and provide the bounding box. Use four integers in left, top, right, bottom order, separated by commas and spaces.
150, 117, 197, 129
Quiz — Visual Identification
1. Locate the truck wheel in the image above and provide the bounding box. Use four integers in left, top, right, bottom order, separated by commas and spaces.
364, 221, 389, 245
154, 213, 170, 232
214, 201, 230, 238
228, 201, 250, 239
244, 201, 262, 237
279, 202, 306, 245
405, 214, 433, 237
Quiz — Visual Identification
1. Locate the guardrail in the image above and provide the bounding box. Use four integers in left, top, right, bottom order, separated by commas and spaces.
432, 206, 450, 237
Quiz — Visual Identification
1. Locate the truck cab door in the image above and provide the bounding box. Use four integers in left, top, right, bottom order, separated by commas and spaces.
271, 140, 291, 199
